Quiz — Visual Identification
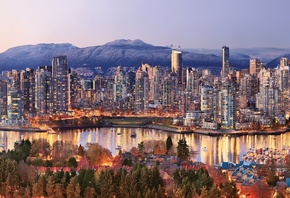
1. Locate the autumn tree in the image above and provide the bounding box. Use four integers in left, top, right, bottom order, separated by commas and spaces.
86, 143, 113, 166
66, 176, 81, 198
51, 141, 77, 165
30, 139, 50, 159
46, 176, 55, 198
32, 175, 46, 198
220, 181, 239, 198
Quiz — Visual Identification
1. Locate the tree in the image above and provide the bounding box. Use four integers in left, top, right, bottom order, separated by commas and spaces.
77, 145, 86, 157
138, 141, 145, 154
166, 135, 173, 154
177, 138, 190, 161
51, 141, 77, 164
220, 181, 239, 198
84, 186, 96, 198
66, 176, 81, 198
67, 157, 78, 168
30, 139, 50, 158
32, 175, 46, 198
46, 176, 55, 198
86, 143, 113, 166
54, 183, 64, 198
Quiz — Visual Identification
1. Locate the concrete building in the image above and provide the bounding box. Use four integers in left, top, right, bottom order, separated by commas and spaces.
52, 56, 69, 114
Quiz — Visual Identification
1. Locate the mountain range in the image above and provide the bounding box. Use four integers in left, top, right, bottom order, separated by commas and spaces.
0, 39, 289, 77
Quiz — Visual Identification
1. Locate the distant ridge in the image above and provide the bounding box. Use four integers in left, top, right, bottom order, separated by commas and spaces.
0, 39, 287, 76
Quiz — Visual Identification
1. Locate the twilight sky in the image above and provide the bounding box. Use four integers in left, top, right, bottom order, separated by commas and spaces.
0, 0, 290, 52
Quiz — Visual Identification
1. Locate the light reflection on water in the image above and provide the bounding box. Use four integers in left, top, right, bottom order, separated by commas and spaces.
0, 128, 289, 165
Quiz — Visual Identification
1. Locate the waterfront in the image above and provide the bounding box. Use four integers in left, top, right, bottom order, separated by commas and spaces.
0, 127, 290, 165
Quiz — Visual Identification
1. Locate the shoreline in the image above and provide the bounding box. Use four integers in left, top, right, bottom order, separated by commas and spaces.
52, 124, 290, 136
1, 124, 289, 136
0, 127, 47, 132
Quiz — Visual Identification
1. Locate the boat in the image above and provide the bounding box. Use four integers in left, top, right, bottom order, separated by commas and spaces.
117, 131, 122, 135
47, 128, 57, 134
116, 145, 122, 150
130, 132, 136, 138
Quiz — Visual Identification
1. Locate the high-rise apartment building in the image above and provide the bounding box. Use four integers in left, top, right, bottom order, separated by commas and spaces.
135, 68, 149, 113
20, 68, 35, 114
52, 56, 69, 114
7, 88, 23, 120
219, 79, 236, 129
35, 66, 52, 115
0, 76, 10, 119
149, 66, 163, 102
221, 46, 229, 78
113, 66, 127, 103
250, 58, 262, 75
280, 57, 289, 67
162, 72, 178, 112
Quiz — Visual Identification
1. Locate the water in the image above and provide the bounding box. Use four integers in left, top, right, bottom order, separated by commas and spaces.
0, 127, 289, 165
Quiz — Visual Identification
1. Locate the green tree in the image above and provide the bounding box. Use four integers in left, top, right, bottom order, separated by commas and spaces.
67, 157, 78, 168
166, 135, 173, 154
138, 141, 145, 155
177, 138, 190, 161
97, 169, 115, 198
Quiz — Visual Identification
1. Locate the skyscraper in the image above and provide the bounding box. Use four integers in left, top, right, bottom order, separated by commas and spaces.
171, 49, 183, 86
135, 67, 149, 113
113, 66, 127, 103
221, 46, 229, 78
52, 56, 69, 114
219, 79, 236, 129
20, 68, 35, 114
35, 66, 52, 115
0, 76, 10, 119
249, 58, 262, 75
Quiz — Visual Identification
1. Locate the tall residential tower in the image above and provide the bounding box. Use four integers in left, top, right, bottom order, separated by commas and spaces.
52, 56, 69, 114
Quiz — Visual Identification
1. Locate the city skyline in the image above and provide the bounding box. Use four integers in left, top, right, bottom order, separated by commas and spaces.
1, 1, 290, 52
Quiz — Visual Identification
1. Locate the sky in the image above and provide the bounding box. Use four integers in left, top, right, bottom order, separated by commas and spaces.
0, 0, 290, 52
